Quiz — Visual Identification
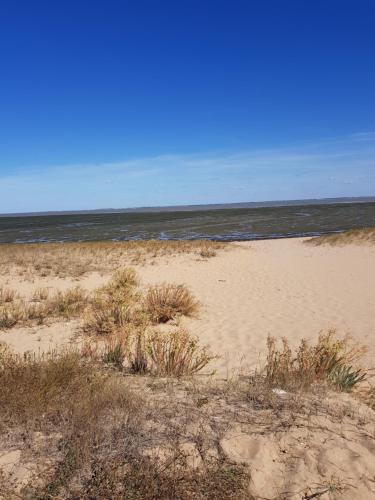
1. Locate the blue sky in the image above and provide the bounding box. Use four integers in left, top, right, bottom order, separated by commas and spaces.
0, 0, 374, 212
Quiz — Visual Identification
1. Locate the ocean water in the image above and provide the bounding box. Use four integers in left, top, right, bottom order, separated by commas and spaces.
0, 202, 374, 244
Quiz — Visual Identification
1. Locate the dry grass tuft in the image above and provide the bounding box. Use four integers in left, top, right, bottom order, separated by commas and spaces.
0, 302, 26, 329
147, 328, 216, 376
265, 330, 367, 391
31, 287, 49, 302
83, 268, 142, 335
0, 287, 17, 303
306, 227, 375, 246
145, 283, 199, 323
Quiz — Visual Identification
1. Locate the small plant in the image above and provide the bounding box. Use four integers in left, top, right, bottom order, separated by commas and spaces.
144, 284, 199, 323
31, 287, 49, 302
199, 248, 216, 258
265, 330, 367, 391
147, 328, 216, 377
102, 334, 128, 369
27, 302, 48, 324
104, 267, 139, 294
0, 302, 26, 329
327, 364, 367, 391
129, 328, 148, 374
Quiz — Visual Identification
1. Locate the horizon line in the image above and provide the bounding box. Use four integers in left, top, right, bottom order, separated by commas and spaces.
1, 195, 374, 218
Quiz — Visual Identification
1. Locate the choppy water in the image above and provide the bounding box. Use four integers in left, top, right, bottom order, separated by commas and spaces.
0, 202, 374, 244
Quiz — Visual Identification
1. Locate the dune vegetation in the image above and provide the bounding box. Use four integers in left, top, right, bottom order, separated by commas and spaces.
306, 227, 375, 246
1, 243, 375, 497
0, 239, 226, 279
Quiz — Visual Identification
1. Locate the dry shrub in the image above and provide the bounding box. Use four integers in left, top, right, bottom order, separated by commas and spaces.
265, 330, 367, 391
199, 248, 217, 258
147, 328, 216, 377
102, 267, 139, 295
0, 347, 137, 429
145, 284, 199, 323
306, 227, 375, 246
0, 345, 246, 497
85, 328, 216, 377
83, 268, 142, 335
0, 347, 142, 495
0, 287, 17, 303
83, 301, 134, 335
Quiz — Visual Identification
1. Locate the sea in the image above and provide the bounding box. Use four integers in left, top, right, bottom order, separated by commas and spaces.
0, 201, 374, 244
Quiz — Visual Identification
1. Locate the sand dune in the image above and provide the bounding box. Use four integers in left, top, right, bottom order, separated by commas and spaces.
1, 237, 375, 498
1, 237, 374, 375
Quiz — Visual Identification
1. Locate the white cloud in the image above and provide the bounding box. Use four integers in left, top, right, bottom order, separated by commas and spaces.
0, 133, 374, 213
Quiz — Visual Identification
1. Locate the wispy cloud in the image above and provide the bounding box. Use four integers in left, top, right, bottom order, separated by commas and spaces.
1, 133, 374, 213
350, 131, 375, 142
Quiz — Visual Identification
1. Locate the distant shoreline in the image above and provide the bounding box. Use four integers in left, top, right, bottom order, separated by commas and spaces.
1, 201, 374, 245
1, 196, 374, 218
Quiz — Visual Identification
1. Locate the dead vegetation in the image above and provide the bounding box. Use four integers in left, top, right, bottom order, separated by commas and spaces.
306, 227, 375, 246
0, 346, 250, 499
0, 240, 226, 279
91, 328, 217, 377
1, 341, 375, 498
144, 283, 199, 323
0, 286, 89, 329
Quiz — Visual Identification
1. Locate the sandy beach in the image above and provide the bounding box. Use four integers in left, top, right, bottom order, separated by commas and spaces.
1, 237, 374, 373
2, 235, 375, 498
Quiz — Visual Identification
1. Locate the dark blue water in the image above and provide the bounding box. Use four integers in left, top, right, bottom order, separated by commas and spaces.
0, 202, 374, 244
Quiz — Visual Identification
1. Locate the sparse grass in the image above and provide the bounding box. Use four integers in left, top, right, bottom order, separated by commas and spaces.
0, 286, 90, 330
0, 240, 227, 279
305, 227, 375, 246
47, 286, 89, 317
145, 283, 199, 323
265, 330, 367, 391
0, 346, 251, 498
0, 267, 199, 335
87, 327, 216, 377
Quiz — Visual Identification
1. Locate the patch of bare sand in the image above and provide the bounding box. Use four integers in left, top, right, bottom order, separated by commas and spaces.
137, 238, 375, 374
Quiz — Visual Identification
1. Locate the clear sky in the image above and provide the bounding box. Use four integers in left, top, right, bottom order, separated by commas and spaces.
0, 0, 374, 213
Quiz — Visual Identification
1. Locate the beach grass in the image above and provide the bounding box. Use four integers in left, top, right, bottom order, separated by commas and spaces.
306, 227, 375, 246
0, 240, 226, 279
